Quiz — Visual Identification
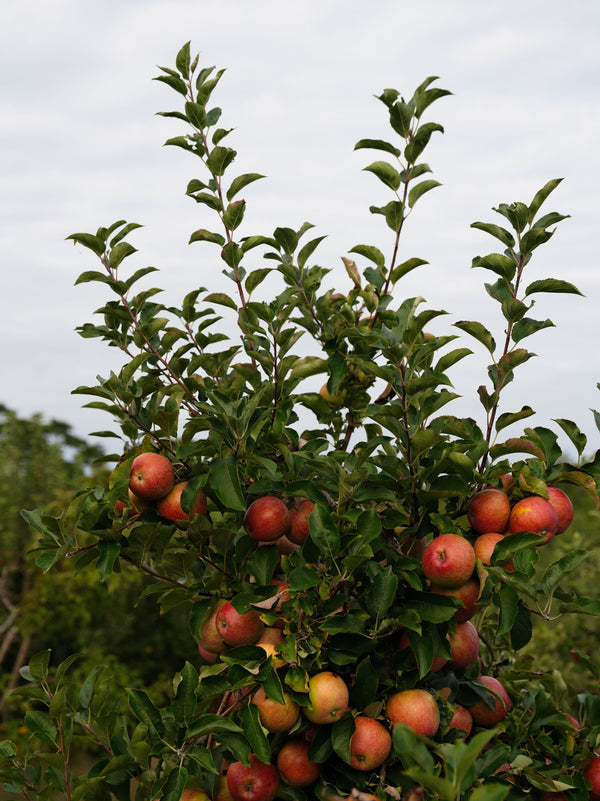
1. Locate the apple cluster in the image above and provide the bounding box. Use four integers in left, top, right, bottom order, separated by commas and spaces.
118, 452, 208, 525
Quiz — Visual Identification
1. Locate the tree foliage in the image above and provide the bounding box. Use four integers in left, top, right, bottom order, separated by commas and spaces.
3, 42, 600, 801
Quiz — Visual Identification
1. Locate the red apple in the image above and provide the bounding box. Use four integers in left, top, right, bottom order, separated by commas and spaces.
252, 686, 300, 732
128, 487, 150, 514
288, 499, 315, 545
156, 481, 207, 524
447, 621, 480, 670
276, 739, 321, 787
386, 688, 440, 737
226, 755, 279, 801
584, 755, 600, 800
398, 630, 447, 672
215, 602, 264, 647
303, 671, 349, 724
348, 716, 392, 771
447, 704, 473, 737
129, 452, 175, 501
430, 577, 480, 623
197, 643, 219, 664
546, 486, 574, 535
421, 533, 476, 588
509, 496, 558, 544
467, 488, 511, 534
243, 496, 291, 542
468, 675, 511, 726
539, 793, 567, 801
198, 599, 228, 654
473, 532, 515, 572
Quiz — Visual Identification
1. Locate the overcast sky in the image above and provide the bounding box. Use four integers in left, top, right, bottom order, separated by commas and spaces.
2, 0, 599, 461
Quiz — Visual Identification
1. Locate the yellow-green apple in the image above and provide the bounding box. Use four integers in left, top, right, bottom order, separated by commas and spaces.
180, 791, 210, 801
398, 630, 447, 672
198, 599, 228, 655
385, 689, 440, 737
348, 716, 392, 771
288, 499, 315, 546
243, 496, 291, 542
212, 776, 234, 801
430, 577, 480, 623
129, 452, 175, 501
157, 481, 207, 525
226, 755, 279, 801
509, 496, 558, 544
276, 739, 321, 787
473, 532, 515, 572
421, 533, 476, 588
584, 755, 600, 800
546, 486, 574, 535
215, 602, 264, 646
467, 675, 511, 725
447, 621, 480, 670
319, 383, 346, 406
467, 488, 511, 534
303, 671, 349, 724
447, 704, 473, 737
252, 685, 300, 732
257, 627, 284, 646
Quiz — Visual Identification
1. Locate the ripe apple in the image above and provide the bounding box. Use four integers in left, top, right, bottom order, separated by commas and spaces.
303, 671, 349, 725
473, 532, 515, 572
252, 686, 300, 732
197, 643, 219, 664
276, 739, 321, 787
129, 452, 175, 501
447, 704, 473, 737
288, 499, 315, 545
398, 630, 447, 672
546, 486, 574, 535
430, 577, 480, 623
156, 481, 207, 524
447, 621, 480, 670
348, 716, 392, 771
421, 533, 476, 588
467, 488, 511, 534
468, 675, 511, 726
509, 496, 558, 544
198, 599, 228, 655
243, 496, 291, 542
180, 791, 210, 801
385, 688, 440, 737
215, 602, 264, 647
584, 755, 600, 800
128, 487, 150, 514
226, 755, 279, 801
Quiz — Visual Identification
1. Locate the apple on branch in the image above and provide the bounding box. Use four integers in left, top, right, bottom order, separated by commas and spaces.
385, 688, 440, 737
215, 601, 264, 646
276, 739, 321, 787
226, 755, 279, 801
421, 533, 476, 588
303, 671, 349, 724
243, 496, 291, 542
347, 716, 392, 771
129, 452, 175, 502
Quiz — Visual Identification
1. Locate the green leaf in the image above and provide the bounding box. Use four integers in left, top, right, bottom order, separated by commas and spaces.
519, 226, 554, 254
226, 173, 266, 202
240, 703, 270, 764
542, 550, 589, 596
408, 179, 441, 208
391, 257, 428, 283
67, 232, 106, 256
472, 253, 516, 280
96, 540, 120, 582
354, 138, 401, 157
159, 767, 188, 801
405, 122, 444, 162
186, 714, 244, 738
246, 545, 279, 585
331, 712, 355, 764
128, 689, 165, 740
384, 200, 405, 233
207, 146, 237, 176
204, 292, 238, 310
363, 160, 401, 190
495, 406, 535, 433
553, 418, 587, 456
524, 279, 583, 297
496, 584, 519, 636
27, 650, 51, 683
108, 241, 137, 270
185, 100, 206, 129
223, 200, 246, 231
172, 662, 199, 725
511, 317, 554, 343
454, 320, 496, 353
469, 783, 511, 801
209, 457, 246, 511
528, 177, 563, 220
24, 711, 57, 743
365, 565, 398, 619
74, 270, 111, 287
350, 244, 386, 269
470, 221, 516, 249
308, 503, 340, 559
189, 229, 226, 246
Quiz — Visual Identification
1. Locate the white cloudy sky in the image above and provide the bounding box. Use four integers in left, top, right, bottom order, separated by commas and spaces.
2, 0, 599, 460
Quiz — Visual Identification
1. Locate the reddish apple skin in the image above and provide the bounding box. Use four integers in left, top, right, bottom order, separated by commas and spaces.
288, 499, 315, 545
215, 602, 264, 646
156, 481, 207, 524
129, 452, 175, 502
468, 675, 511, 726
386, 689, 440, 737
349, 716, 392, 771
546, 486, 574, 535
226, 755, 279, 801
467, 488, 511, 534
509, 496, 558, 544
584, 756, 600, 800
447, 704, 473, 737
421, 533, 476, 588
430, 577, 480, 623
303, 671, 349, 724
199, 599, 228, 654
243, 496, 291, 542
252, 685, 300, 733
539, 793, 567, 801
447, 621, 480, 670
398, 630, 447, 672
276, 739, 321, 787
473, 532, 515, 572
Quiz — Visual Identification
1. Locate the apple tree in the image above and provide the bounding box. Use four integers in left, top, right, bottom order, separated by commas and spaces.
4, 42, 600, 801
